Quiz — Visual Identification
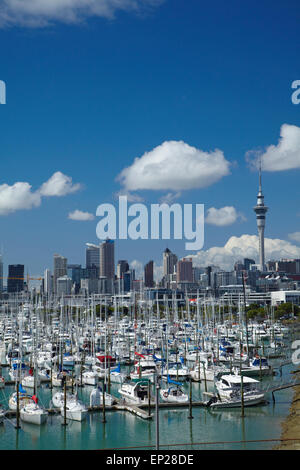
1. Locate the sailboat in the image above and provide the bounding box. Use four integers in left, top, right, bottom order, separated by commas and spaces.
52, 391, 87, 422
89, 386, 116, 407
109, 363, 127, 384
20, 394, 48, 425
160, 376, 188, 403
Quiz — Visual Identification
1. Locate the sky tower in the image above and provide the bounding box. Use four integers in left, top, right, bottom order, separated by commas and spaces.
253, 162, 268, 271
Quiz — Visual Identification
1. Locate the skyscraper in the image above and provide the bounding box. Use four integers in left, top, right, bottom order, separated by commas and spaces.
144, 260, 154, 288
53, 254, 67, 294
117, 260, 129, 279
7, 264, 24, 293
253, 165, 268, 271
86, 243, 100, 269
163, 248, 177, 276
44, 268, 53, 296
100, 239, 115, 280
176, 258, 193, 282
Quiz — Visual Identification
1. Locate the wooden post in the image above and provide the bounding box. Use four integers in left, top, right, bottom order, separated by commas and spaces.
202, 362, 207, 393
71, 369, 74, 395
148, 381, 151, 417
62, 376, 68, 426
259, 354, 262, 381
155, 375, 160, 450
240, 360, 244, 418
102, 380, 106, 424
108, 358, 111, 395
15, 382, 20, 429
188, 379, 193, 419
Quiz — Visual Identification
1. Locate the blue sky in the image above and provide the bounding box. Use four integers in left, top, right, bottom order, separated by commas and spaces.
0, 0, 299, 278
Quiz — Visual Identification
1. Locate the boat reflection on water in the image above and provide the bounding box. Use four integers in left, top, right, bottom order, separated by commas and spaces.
21, 420, 47, 441
207, 406, 270, 422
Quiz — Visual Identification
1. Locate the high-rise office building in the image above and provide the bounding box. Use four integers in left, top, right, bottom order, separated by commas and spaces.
205, 266, 212, 287
67, 264, 83, 293
56, 275, 72, 296
7, 264, 24, 293
253, 164, 268, 271
123, 269, 135, 292
176, 258, 193, 282
53, 254, 67, 294
44, 268, 53, 296
86, 243, 100, 269
100, 239, 115, 280
117, 260, 129, 279
144, 260, 154, 288
163, 248, 177, 276
244, 258, 256, 271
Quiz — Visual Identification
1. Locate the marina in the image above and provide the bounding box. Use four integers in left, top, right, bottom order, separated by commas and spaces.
0, 296, 299, 450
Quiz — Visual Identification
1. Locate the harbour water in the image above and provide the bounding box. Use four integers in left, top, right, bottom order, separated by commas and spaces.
0, 362, 295, 450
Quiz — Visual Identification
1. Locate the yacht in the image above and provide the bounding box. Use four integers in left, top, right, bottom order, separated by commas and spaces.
210, 374, 266, 408
118, 380, 153, 405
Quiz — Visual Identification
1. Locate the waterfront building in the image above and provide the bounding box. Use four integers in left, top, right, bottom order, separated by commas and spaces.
7, 264, 24, 293
53, 254, 67, 294
100, 239, 115, 280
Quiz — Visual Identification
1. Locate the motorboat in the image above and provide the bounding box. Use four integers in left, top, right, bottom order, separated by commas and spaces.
118, 380, 153, 405
130, 355, 156, 383
210, 374, 266, 408
233, 357, 273, 377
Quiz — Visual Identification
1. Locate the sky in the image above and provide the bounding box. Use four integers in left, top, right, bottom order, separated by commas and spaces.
0, 0, 300, 280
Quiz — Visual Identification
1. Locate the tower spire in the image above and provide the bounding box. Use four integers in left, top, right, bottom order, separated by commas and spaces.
253, 163, 268, 271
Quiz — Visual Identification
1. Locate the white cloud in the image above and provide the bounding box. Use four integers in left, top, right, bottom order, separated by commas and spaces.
0, 182, 41, 215
0, 0, 164, 28
246, 124, 300, 172
68, 209, 95, 221
39, 171, 81, 197
206, 206, 244, 226
288, 232, 300, 243
117, 141, 231, 192
153, 262, 163, 282
190, 234, 300, 271
0, 172, 81, 216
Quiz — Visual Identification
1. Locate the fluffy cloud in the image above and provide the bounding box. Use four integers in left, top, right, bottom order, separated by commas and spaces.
189, 234, 300, 271
0, 182, 41, 215
288, 232, 300, 243
117, 141, 231, 192
68, 209, 94, 221
39, 171, 81, 197
0, 172, 81, 216
206, 206, 244, 226
0, 0, 163, 27
247, 124, 300, 172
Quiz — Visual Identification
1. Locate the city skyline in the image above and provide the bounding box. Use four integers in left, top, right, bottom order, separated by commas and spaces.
0, 0, 299, 278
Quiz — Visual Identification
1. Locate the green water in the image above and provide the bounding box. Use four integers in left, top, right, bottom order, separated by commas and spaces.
0, 362, 295, 450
